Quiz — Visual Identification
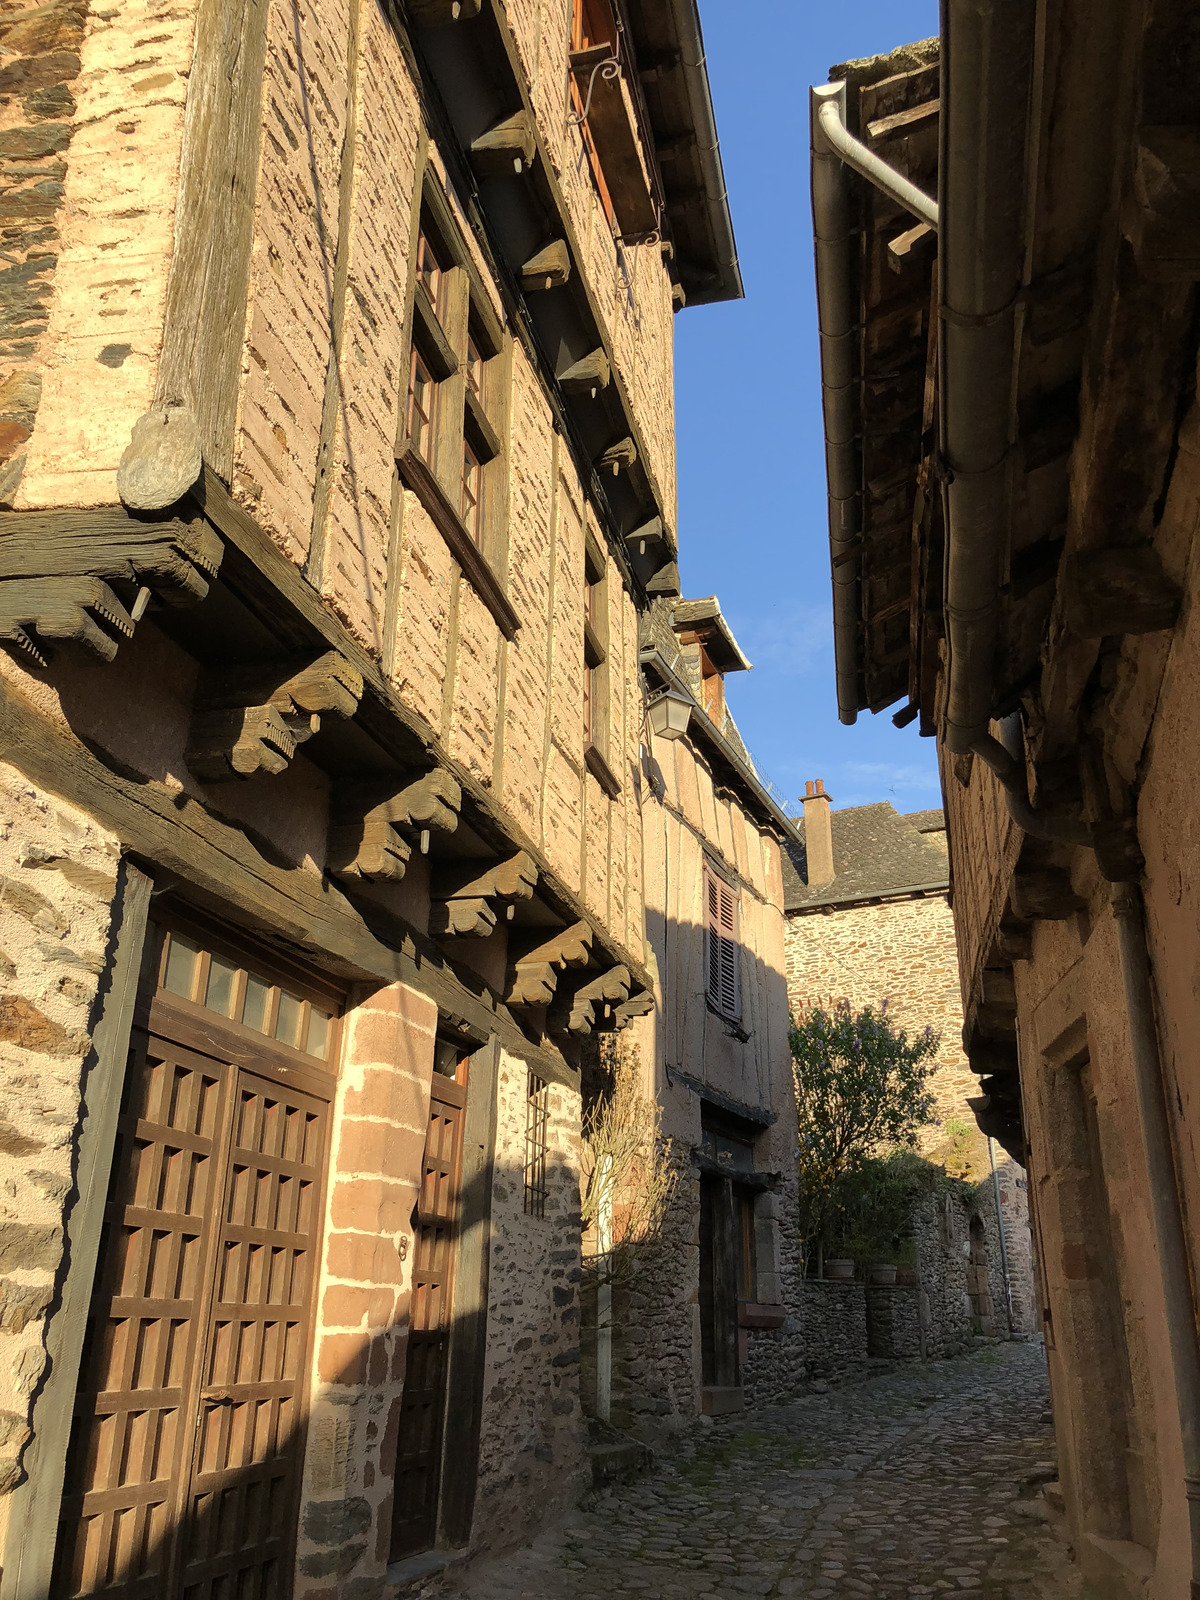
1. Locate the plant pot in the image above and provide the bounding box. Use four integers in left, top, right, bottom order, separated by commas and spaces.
869, 1264, 898, 1286
896, 1267, 919, 1287
824, 1258, 855, 1282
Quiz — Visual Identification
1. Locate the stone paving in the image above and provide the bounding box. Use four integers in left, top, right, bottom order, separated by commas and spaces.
441, 1341, 1080, 1600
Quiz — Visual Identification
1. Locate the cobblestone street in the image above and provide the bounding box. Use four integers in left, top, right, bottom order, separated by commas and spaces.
442, 1342, 1079, 1600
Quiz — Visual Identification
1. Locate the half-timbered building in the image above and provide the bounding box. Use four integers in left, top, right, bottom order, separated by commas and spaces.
0, 0, 739, 1592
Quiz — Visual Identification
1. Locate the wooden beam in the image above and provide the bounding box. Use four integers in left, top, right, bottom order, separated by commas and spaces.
0, 512, 222, 604
153, 0, 271, 478
597, 437, 636, 476
0, 677, 576, 1083
1061, 546, 1181, 637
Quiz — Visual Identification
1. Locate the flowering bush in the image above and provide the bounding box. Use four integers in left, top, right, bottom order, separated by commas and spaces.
790, 998, 940, 1257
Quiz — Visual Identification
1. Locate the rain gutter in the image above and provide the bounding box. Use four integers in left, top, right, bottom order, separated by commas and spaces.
809, 82, 938, 727
666, 0, 743, 303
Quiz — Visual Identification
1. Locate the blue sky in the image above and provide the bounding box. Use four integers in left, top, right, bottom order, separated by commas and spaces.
673, 0, 940, 815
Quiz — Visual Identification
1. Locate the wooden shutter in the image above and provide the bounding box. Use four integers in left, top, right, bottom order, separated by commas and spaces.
705, 869, 740, 1021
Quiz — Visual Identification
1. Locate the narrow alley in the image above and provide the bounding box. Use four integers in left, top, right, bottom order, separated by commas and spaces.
441, 1343, 1079, 1600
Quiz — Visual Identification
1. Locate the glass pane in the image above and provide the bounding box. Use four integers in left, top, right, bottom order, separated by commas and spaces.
163, 935, 200, 1000
242, 975, 271, 1034
306, 1008, 331, 1061
275, 991, 304, 1050
205, 954, 237, 1018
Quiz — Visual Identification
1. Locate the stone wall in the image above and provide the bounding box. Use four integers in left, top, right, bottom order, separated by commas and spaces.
797, 1281, 867, 1378
472, 1053, 587, 1555
784, 891, 1037, 1338
0, 764, 120, 1542
741, 1172, 806, 1405
866, 1285, 922, 1358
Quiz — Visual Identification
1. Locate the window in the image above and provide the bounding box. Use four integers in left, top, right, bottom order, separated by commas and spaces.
583, 543, 606, 752
705, 866, 741, 1021
524, 1073, 550, 1217
400, 188, 507, 572
159, 927, 336, 1061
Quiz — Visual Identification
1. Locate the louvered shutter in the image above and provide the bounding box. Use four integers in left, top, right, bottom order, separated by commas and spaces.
705, 869, 741, 1021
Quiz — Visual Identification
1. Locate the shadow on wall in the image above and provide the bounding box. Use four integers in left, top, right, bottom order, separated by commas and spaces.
43, 1138, 585, 1599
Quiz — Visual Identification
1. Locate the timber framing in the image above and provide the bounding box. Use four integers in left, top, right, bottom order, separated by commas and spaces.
392, 0, 680, 596
0, 486, 651, 1077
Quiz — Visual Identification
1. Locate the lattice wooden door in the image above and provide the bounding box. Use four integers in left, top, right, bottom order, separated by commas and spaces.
390, 1054, 469, 1560
54, 941, 333, 1600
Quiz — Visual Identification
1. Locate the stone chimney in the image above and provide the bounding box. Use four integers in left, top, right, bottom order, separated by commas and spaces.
802, 779, 835, 887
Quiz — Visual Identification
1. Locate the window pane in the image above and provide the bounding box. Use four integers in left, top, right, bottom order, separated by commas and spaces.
466, 334, 484, 401
306, 1008, 331, 1061
163, 934, 200, 1000
408, 348, 434, 457
275, 990, 304, 1049
460, 438, 481, 543
205, 955, 237, 1018
243, 975, 271, 1034
417, 231, 442, 312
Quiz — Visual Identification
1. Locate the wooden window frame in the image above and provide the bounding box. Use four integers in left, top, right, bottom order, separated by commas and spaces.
704, 863, 742, 1023
582, 529, 621, 798
396, 175, 517, 639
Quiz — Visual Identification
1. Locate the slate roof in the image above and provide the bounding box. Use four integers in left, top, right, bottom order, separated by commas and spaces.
782, 801, 949, 912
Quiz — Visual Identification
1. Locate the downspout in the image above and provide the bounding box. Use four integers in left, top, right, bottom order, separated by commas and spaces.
667, 0, 743, 301
810, 83, 937, 727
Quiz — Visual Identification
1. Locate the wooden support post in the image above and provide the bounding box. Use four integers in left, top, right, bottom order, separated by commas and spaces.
0, 862, 153, 1600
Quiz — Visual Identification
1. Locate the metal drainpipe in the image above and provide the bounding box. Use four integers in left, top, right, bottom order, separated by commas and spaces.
810, 83, 938, 727
667, 0, 743, 301
986, 1135, 1015, 1335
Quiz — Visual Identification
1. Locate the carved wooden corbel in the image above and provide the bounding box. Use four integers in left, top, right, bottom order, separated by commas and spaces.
187, 650, 363, 782
329, 769, 463, 883
521, 241, 571, 290
430, 851, 538, 938
408, 0, 480, 21
469, 111, 537, 178
597, 436, 636, 477
0, 514, 223, 666
614, 987, 655, 1029
558, 349, 610, 396
549, 963, 631, 1036
505, 921, 594, 1007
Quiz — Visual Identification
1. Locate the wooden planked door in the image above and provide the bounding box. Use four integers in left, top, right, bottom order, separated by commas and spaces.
53, 925, 336, 1600
390, 1051, 469, 1560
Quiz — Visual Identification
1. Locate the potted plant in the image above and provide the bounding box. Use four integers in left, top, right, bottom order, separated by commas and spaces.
825, 1257, 855, 1282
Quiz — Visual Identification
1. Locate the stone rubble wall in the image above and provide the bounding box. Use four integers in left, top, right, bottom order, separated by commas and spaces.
865, 1285, 922, 1358
472, 1054, 587, 1554
741, 1172, 806, 1405
0, 764, 120, 1546
797, 1281, 867, 1378
784, 892, 1037, 1339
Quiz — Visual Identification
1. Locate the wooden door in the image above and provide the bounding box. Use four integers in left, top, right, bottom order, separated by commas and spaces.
698, 1174, 739, 1390
390, 1050, 469, 1560
53, 926, 336, 1600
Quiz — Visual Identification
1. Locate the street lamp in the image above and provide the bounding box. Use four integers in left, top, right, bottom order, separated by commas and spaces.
645, 686, 691, 741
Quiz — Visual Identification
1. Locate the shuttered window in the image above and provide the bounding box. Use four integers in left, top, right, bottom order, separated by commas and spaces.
705, 868, 741, 1022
